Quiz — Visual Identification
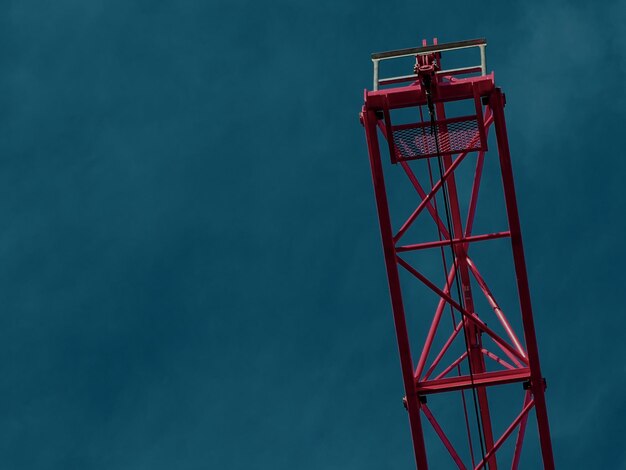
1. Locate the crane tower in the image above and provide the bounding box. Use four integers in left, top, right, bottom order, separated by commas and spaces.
360, 39, 555, 469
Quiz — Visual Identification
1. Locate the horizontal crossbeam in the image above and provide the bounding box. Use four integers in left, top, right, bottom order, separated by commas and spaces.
396, 231, 510, 252
415, 368, 531, 395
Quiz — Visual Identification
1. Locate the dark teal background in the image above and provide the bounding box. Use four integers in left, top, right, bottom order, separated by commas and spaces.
1, 0, 624, 468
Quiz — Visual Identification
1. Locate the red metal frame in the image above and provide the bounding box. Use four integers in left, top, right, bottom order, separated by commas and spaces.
360, 40, 555, 469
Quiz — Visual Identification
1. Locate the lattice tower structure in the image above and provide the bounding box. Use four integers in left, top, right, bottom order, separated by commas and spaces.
360, 38, 555, 470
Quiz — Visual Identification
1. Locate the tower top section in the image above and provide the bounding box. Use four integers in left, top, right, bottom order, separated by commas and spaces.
371, 38, 487, 91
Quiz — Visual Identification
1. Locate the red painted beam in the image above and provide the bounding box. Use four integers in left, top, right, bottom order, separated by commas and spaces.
415, 368, 531, 395
396, 231, 510, 253
365, 75, 495, 110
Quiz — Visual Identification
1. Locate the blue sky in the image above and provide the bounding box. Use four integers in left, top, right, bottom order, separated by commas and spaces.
1, 0, 625, 468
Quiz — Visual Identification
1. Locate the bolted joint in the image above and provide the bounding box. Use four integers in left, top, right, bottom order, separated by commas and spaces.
402, 395, 427, 410
523, 378, 548, 391
494, 87, 506, 107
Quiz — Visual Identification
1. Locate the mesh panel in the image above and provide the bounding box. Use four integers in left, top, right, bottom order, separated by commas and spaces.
392, 117, 482, 160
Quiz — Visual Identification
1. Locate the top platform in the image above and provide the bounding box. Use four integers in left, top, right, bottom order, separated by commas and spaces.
370, 38, 488, 91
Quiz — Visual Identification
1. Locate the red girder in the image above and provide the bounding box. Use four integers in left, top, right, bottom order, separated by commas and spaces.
361, 39, 555, 469
415, 368, 531, 395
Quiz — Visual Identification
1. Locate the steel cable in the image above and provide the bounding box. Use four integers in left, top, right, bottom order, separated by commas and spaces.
424, 89, 488, 468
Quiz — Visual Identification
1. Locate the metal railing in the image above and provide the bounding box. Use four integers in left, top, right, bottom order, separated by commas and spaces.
371, 38, 487, 91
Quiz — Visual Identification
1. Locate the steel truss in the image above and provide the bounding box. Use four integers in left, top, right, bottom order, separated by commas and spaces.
360, 39, 555, 469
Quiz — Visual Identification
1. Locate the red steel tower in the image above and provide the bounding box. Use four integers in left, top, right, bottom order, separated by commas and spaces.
360, 39, 555, 469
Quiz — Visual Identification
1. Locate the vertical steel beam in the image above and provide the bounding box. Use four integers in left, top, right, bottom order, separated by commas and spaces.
435, 101, 498, 469
362, 108, 429, 469
489, 88, 555, 470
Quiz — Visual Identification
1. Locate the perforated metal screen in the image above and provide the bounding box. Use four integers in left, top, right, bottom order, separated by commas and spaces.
391, 116, 483, 161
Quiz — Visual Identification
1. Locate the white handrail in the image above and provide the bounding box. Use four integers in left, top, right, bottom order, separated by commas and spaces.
371, 38, 487, 91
